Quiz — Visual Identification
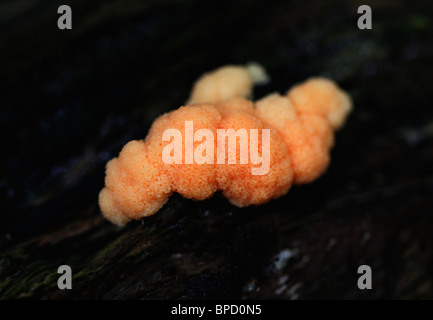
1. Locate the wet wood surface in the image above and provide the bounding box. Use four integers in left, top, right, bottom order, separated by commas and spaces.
1, 0, 433, 299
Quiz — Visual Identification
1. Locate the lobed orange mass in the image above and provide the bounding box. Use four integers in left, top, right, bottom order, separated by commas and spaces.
99, 64, 352, 226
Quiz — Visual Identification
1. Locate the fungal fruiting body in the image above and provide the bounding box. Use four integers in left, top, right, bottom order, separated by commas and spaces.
99, 64, 352, 226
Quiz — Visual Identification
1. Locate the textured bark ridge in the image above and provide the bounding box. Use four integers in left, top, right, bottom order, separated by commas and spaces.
1, 0, 433, 299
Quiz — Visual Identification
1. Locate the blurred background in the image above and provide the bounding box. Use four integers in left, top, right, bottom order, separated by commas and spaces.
1, 0, 433, 299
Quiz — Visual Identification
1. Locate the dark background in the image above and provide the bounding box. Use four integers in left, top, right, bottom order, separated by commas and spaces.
1, 0, 433, 299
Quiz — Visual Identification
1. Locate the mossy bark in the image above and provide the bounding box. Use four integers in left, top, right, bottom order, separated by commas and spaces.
1, 0, 433, 299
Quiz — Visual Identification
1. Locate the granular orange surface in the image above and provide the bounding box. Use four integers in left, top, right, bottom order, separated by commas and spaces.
99, 65, 352, 226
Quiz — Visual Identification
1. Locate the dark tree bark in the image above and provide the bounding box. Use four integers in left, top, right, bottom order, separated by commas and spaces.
1, 0, 433, 299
